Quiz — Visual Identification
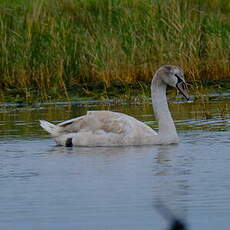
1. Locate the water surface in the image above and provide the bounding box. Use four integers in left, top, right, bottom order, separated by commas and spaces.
0, 95, 229, 230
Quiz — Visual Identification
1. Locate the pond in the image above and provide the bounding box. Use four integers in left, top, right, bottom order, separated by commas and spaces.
0, 93, 229, 230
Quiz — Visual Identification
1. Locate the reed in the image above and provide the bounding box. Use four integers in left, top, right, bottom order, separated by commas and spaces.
0, 0, 229, 101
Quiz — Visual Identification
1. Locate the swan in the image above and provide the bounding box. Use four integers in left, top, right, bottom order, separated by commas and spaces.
40, 65, 189, 146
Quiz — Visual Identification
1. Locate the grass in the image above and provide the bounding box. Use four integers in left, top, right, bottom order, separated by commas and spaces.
0, 0, 229, 102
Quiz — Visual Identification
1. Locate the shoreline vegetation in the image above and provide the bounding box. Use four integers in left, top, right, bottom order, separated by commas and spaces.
0, 0, 229, 102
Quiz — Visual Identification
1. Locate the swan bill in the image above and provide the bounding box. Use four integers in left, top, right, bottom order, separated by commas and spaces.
176, 81, 189, 100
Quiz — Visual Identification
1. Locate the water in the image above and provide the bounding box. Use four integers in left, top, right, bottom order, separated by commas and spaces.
0, 95, 229, 230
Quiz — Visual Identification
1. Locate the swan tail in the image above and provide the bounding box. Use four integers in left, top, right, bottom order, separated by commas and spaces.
39, 120, 61, 137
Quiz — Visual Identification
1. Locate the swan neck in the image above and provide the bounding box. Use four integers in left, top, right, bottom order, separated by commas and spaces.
151, 78, 178, 140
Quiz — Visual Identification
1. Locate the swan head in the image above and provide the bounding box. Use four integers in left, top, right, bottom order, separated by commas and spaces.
156, 65, 189, 100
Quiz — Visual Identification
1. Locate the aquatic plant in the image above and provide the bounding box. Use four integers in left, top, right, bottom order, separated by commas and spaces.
0, 0, 229, 101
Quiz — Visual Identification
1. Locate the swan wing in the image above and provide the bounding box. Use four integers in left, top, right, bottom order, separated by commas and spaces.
57, 110, 156, 136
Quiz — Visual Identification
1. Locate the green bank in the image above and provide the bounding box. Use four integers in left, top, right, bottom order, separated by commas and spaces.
0, 0, 229, 102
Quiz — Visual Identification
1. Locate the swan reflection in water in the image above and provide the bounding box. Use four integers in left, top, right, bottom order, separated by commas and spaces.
47, 143, 190, 229
154, 145, 189, 230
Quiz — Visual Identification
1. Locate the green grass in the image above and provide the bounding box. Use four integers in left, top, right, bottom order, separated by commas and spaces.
0, 0, 229, 102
